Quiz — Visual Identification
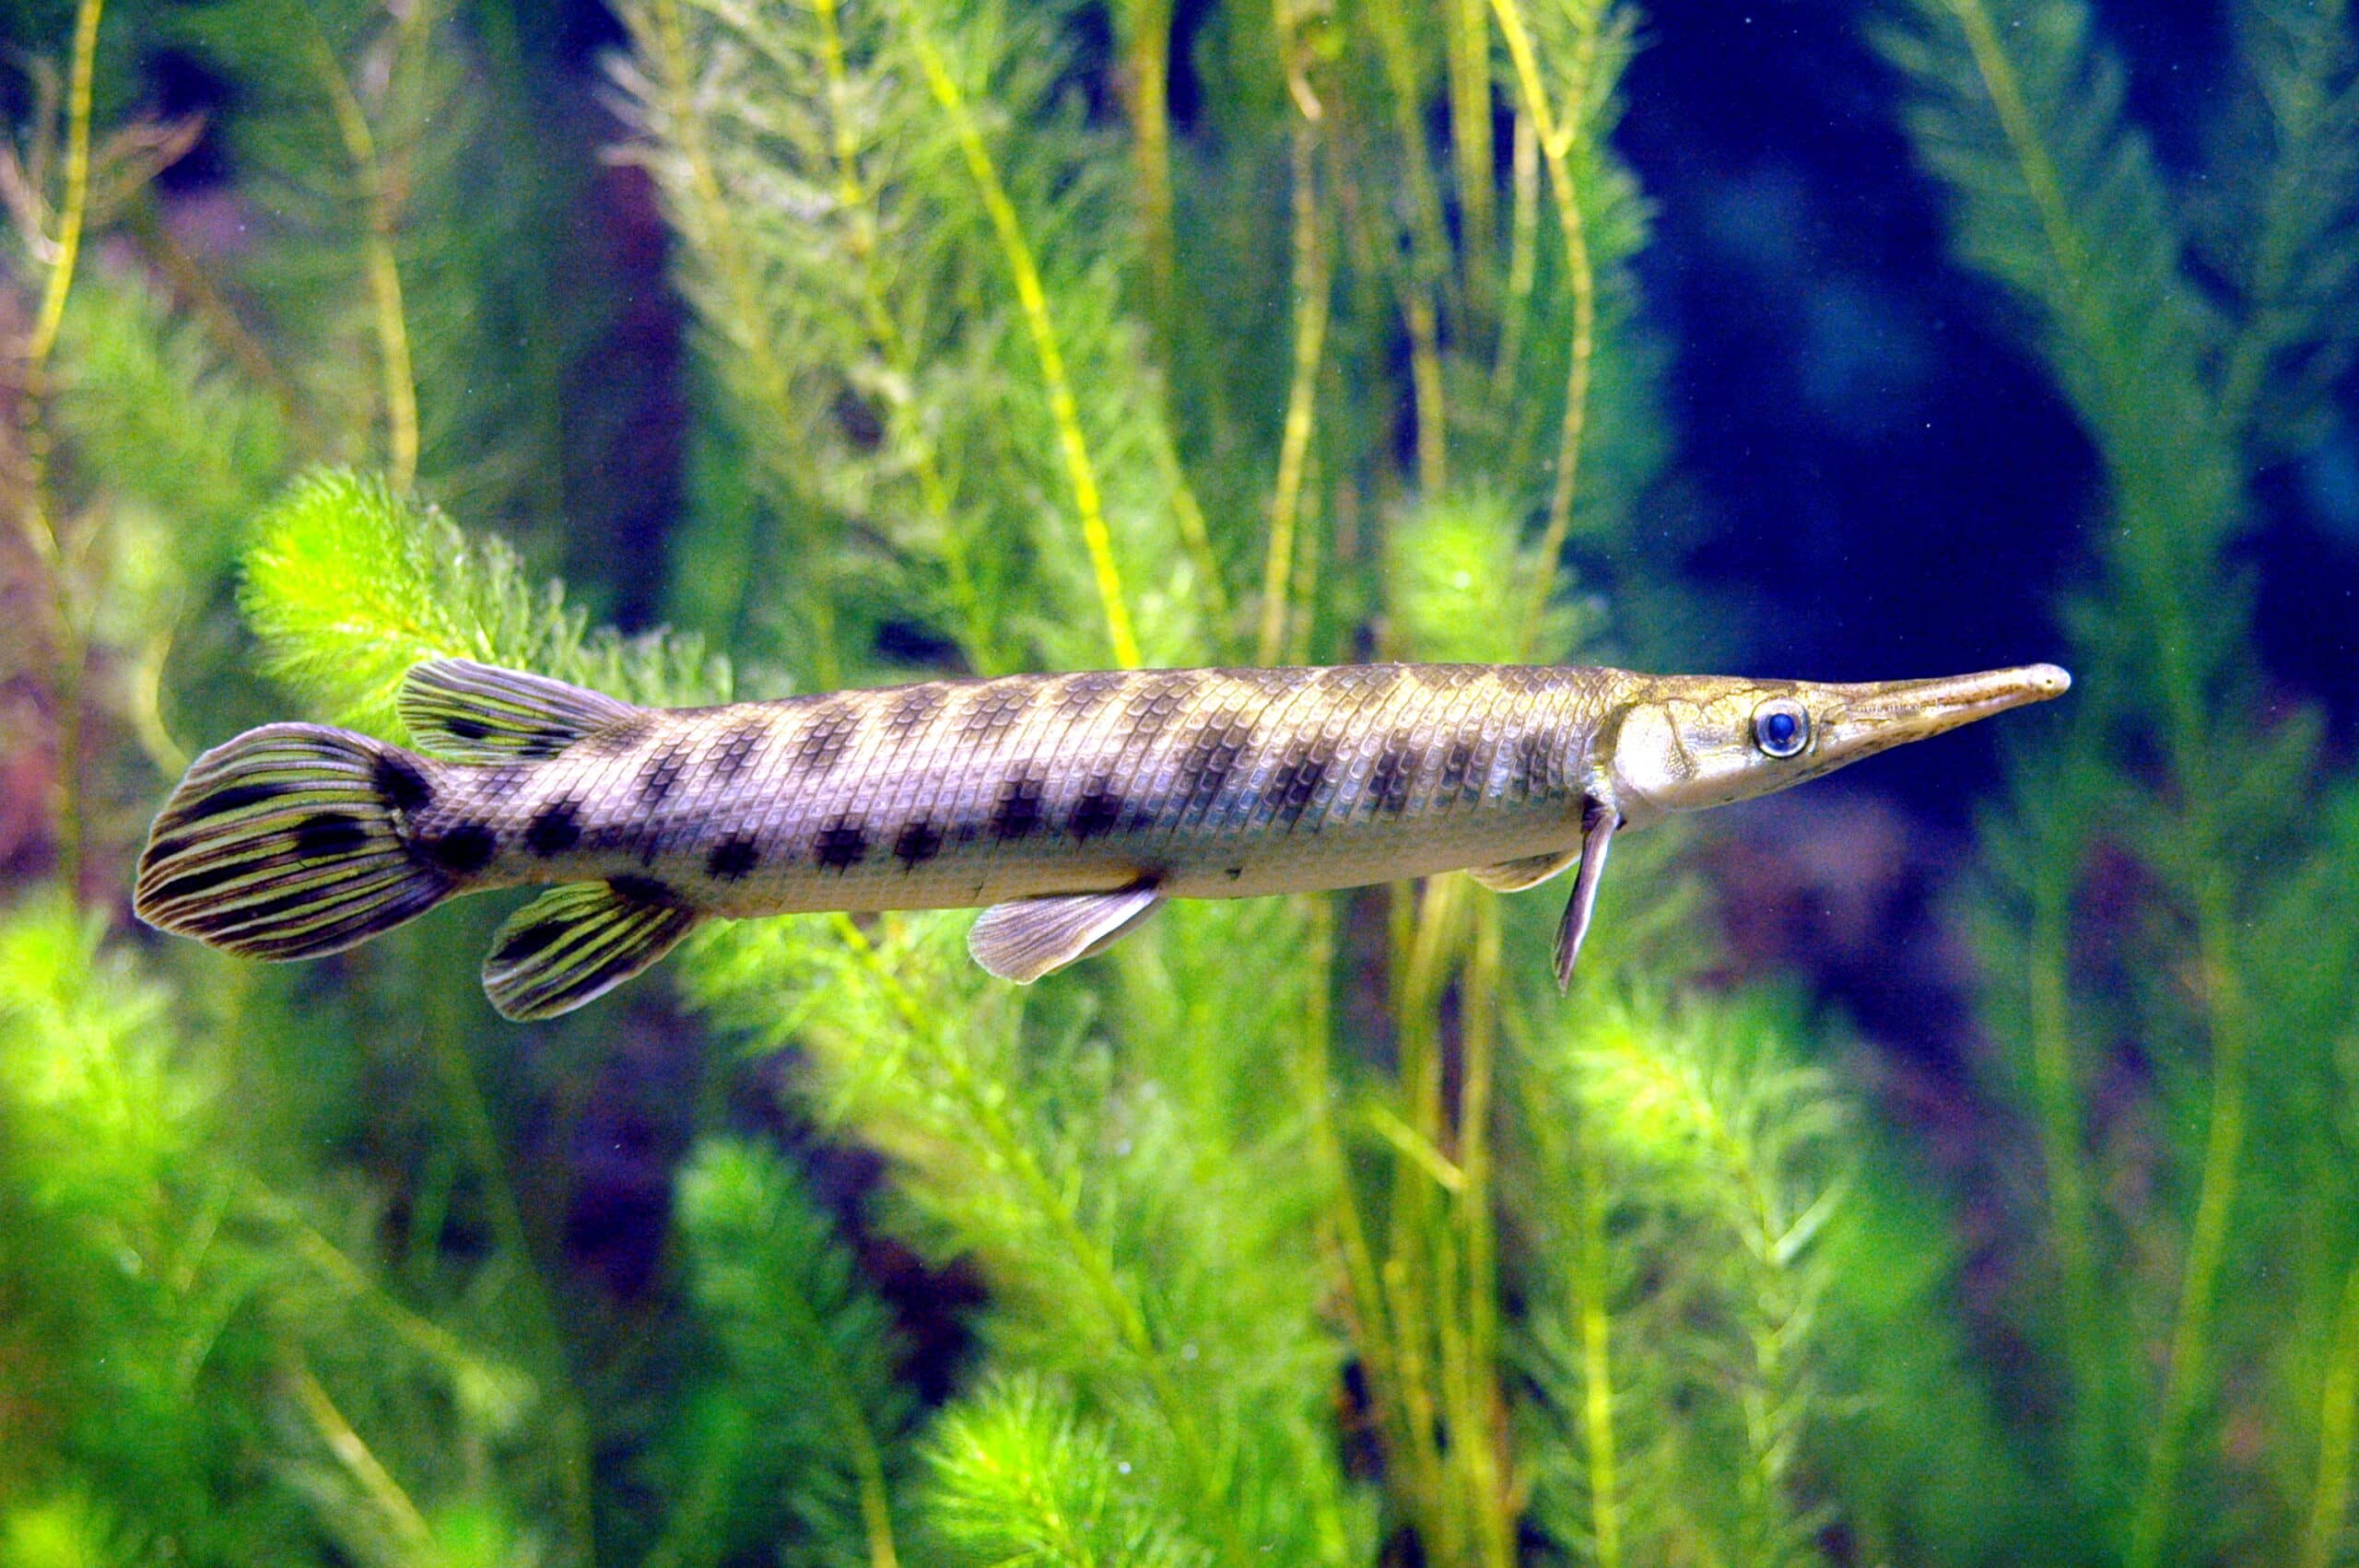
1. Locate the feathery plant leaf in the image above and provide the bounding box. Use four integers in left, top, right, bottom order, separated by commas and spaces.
612, 0, 1209, 679
927, 1375, 1212, 1568
241, 469, 729, 737
650, 1137, 914, 1568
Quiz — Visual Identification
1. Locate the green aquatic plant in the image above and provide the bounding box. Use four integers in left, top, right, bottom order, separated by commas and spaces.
1885, 0, 2359, 1560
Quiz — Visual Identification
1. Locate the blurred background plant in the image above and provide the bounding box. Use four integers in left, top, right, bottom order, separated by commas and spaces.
0, 0, 2353, 1564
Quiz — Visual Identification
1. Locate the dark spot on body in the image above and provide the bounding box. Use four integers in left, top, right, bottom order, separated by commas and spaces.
1440, 737, 1477, 800
894, 818, 945, 868
295, 812, 370, 860
191, 781, 287, 820
641, 745, 689, 802
712, 722, 768, 779
1226, 864, 1244, 880
372, 753, 435, 813
814, 815, 870, 871
1519, 731, 1556, 800
967, 682, 1041, 747
525, 801, 583, 856
795, 702, 860, 776
706, 834, 761, 881
424, 822, 499, 874
1071, 779, 1126, 841
609, 873, 686, 908
446, 717, 491, 742
992, 772, 1048, 841
1269, 743, 1332, 831
1175, 708, 1250, 816
1371, 736, 1421, 815
886, 684, 948, 736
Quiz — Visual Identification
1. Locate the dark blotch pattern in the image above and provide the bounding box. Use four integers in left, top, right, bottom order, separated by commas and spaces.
516, 728, 574, 762
641, 746, 688, 803
1175, 708, 1250, 817
814, 815, 871, 871
1070, 779, 1126, 841
706, 834, 761, 881
893, 818, 945, 868
425, 822, 499, 874
795, 702, 860, 777
609, 873, 684, 908
372, 753, 436, 813
295, 812, 371, 860
886, 685, 948, 738
447, 717, 492, 742
965, 683, 1040, 748
712, 722, 768, 780
1268, 742, 1333, 831
1439, 738, 1477, 800
1370, 736, 1421, 815
992, 772, 1048, 841
1518, 731, 1557, 800
525, 801, 583, 857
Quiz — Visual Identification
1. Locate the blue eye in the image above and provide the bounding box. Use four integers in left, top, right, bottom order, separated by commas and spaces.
1754, 699, 1810, 758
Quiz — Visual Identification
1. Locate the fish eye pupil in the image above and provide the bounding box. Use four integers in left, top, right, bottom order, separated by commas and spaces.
1755, 702, 1808, 757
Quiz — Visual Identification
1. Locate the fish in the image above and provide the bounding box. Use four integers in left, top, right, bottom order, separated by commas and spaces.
132, 656, 2071, 1020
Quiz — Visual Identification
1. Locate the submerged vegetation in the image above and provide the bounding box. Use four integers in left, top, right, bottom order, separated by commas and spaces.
0, 0, 2355, 1564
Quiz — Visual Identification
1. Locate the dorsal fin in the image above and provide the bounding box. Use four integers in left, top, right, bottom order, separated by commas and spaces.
480, 880, 700, 1021
398, 659, 642, 763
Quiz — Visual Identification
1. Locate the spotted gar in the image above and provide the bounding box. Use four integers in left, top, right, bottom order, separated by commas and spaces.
133, 657, 2071, 1020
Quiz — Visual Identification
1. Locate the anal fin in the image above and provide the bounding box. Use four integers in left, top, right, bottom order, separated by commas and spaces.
968, 884, 1165, 983
1468, 846, 1582, 893
481, 880, 700, 1021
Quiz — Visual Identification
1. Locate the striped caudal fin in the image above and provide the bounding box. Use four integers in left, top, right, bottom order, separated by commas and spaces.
135, 723, 455, 960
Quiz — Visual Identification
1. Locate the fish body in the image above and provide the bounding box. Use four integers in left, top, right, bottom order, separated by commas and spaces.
135, 656, 2071, 1020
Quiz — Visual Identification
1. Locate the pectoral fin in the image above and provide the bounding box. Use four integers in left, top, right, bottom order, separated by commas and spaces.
1554, 802, 1617, 993
968, 884, 1166, 983
1469, 847, 1583, 893
481, 880, 700, 1021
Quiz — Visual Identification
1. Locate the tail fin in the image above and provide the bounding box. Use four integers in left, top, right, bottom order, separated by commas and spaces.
135, 724, 454, 961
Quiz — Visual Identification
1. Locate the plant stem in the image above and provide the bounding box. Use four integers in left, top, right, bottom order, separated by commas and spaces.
1117, 0, 1180, 350
647, 0, 842, 682
1489, 0, 1599, 656
2129, 869, 2249, 1568
18, 0, 102, 898
306, 23, 419, 493
2304, 1238, 2359, 1568
2027, 847, 2105, 1469
1260, 64, 1330, 666
805, 0, 999, 673
1457, 898, 1512, 1568
906, 19, 1143, 669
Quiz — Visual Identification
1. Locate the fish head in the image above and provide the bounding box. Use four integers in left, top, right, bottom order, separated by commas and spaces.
1600, 662, 2071, 825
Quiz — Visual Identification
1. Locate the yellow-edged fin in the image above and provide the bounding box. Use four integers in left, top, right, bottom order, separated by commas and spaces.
1468, 847, 1582, 893
481, 881, 701, 1021
967, 885, 1166, 983
134, 723, 455, 959
398, 658, 643, 762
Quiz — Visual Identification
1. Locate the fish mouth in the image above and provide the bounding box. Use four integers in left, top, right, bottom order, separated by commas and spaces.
1816, 662, 2071, 763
